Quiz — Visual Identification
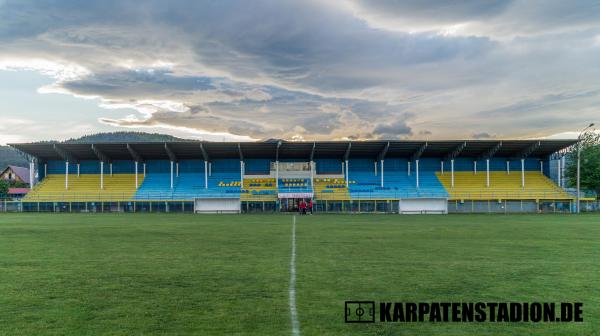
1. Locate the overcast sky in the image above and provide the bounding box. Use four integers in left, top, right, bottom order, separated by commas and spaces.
1, 0, 599, 144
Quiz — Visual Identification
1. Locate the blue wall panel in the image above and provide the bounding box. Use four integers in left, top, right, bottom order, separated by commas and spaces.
47, 160, 141, 174
437, 157, 544, 172
212, 159, 240, 173
47, 160, 65, 174
384, 158, 408, 172
111, 160, 136, 174
79, 160, 100, 174
488, 158, 506, 171
146, 160, 171, 174
542, 158, 551, 177
348, 159, 374, 172
178, 160, 205, 173
47, 160, 77, 174
416, 158, 439, 171
37, 162, 45, 179
245, 159, 271, 175
316, 159, 342, 174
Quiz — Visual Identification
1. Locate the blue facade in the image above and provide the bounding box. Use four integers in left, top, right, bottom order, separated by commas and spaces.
316, 159, 342, 174
178, 160, 205, 173
439, 157, 543, 172
245, 159, 270, 175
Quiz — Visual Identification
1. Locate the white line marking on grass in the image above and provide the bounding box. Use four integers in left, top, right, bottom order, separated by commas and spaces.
289, 215, 300, 336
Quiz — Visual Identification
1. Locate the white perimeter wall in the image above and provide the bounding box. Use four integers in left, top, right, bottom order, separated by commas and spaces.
194, 198, 241, 213
399, 198, 448, 214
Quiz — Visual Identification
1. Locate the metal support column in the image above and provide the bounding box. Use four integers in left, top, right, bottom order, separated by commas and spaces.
486, 159, 490, 187
416, 159, 420, 189
170, 161, 174, 190
345, 159, 349, 187
29, 161, 35, 188
561, 156, 566, 188
65, 161, 69, 189
557, 159, 561, 187
240, 161, 244, 188
451, 159, 454, 188
380, 160, 384, 187
275, 161, 279, 188
204, 161, 208, 189
521, 159, 525, 188
135, 161, 139, 189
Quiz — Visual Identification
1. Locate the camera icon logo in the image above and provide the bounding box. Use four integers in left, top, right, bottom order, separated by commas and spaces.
345, 301, 375, 323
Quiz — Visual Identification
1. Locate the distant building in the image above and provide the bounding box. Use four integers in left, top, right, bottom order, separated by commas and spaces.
0, 165, 31, 186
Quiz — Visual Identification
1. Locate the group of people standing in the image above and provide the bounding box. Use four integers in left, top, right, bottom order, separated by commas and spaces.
298, 199, 313, 215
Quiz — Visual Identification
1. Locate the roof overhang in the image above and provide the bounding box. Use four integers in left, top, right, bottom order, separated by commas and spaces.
9, 139, 577, 161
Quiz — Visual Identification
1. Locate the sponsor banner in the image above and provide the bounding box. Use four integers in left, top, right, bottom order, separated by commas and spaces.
278, 192, 314, 198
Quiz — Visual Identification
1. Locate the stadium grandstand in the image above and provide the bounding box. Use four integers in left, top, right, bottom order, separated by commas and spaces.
4, 139, 581, 213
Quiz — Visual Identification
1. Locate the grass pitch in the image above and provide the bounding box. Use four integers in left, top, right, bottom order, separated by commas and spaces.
0, 213, 599, 335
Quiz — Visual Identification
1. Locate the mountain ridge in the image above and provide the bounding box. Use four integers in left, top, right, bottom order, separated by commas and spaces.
1, 132, 189, 168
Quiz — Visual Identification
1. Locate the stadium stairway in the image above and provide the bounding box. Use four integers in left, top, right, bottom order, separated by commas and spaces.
313, 178, 351, 200
241, 178, 277, 202
24, 174, 142, 201
436, 171, 573, 200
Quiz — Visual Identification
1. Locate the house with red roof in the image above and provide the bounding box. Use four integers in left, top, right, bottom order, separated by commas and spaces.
7, 188, 29, 199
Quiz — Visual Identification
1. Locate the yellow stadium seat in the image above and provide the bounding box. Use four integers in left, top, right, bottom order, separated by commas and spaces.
436, 171, 573, 200
241, 178, 277, 201
313, 178, 350, 201
24, 174, 143, 202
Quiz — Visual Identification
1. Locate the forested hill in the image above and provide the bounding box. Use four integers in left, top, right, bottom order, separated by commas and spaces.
1, 132, 190, 168
0, 146, 29, 169
64, 132, 187, 143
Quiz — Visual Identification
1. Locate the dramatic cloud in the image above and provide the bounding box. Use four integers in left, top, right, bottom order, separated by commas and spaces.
347, 0, 600, 37
0, 0, 599, 141
472, 132, 494, 139
372, 114, 414, 139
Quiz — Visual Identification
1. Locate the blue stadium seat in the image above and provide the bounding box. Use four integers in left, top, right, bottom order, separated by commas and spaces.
135, 171, 241, 200
347, 159, 447, 199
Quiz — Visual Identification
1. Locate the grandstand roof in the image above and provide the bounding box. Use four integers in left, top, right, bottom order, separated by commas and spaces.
9, 139, 576, 162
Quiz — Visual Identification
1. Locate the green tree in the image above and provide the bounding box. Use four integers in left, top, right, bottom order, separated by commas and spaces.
11, 181, 28, 188
0, 180, 9, 198
565, 131, 600, 195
